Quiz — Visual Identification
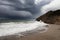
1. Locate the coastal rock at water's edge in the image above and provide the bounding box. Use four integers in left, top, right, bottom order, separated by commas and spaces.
36, 10, 60, 24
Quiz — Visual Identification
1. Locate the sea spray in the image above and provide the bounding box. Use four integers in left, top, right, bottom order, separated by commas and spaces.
0, 21, 48, 36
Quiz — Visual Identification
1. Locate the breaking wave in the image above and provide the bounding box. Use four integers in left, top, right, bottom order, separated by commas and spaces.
0, 20, 48, 36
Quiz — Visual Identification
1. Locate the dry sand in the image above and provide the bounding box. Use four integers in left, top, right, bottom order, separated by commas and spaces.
0, 24, 60, 40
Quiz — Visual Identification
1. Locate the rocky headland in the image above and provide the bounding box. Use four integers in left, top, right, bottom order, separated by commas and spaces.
36, 10, 60, 24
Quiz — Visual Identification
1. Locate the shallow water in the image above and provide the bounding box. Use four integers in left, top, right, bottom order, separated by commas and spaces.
0, 20, 49, 36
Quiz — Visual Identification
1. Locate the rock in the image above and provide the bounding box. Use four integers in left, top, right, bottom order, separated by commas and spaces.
36, 10, 60, 24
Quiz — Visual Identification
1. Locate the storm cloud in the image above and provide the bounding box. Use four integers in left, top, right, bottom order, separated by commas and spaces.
41, 0, 60, 14
0, 0, 52, 20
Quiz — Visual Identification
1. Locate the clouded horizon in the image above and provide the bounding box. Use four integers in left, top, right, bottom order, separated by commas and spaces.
0, 0, 59, 20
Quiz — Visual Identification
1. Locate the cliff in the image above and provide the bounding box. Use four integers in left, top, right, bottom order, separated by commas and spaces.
36, 10, 60, 24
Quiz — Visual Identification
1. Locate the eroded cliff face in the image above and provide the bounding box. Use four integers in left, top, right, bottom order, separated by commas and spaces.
36, 10, 60, 24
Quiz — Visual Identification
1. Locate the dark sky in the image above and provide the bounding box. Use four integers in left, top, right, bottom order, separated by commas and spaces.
0, 0, 55, 20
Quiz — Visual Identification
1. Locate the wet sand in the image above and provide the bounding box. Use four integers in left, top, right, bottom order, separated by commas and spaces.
20, 24, 60, 40
0, 24, 60, 40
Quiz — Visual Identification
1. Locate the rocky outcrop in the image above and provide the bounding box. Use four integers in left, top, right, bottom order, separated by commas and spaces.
36, 10, 60, 24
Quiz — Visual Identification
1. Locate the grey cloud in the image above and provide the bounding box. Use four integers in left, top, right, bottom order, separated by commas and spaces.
41, 0, 60, 15
0, 0, 52, 20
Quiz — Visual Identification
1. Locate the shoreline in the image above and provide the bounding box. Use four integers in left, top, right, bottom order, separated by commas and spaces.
0, 24, 60, 40
20, 24, 60, 40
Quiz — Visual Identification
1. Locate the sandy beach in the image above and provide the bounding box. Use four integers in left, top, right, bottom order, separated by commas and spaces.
0, 24, 60, 40
20, 24, 60, 40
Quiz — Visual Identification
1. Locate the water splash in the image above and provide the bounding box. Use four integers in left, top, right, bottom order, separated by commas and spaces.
0, 21, 49, 36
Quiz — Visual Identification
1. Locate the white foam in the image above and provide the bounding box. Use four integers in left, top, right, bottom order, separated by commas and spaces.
0, 21, 48, 36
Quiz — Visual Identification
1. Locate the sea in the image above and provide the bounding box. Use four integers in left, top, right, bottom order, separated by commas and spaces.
0, 20, 49, 37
